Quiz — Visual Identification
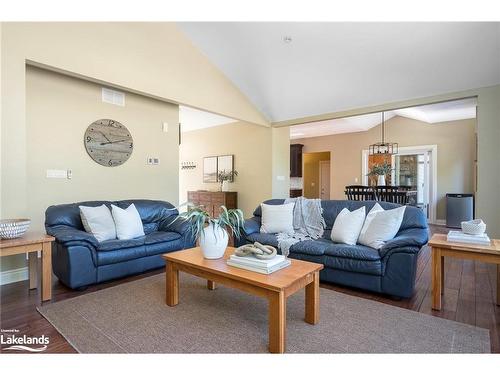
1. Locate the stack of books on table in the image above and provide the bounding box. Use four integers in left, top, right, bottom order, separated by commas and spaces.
227, 254, 291, 274
447, 230, 491, 245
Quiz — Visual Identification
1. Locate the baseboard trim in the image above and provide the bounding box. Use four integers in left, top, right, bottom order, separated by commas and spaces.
434, 220, 446, 226
0, 266, 29, 286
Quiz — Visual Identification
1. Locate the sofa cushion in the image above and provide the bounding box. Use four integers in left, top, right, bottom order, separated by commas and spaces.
260, 202, 295, 234
98, 237, 145, 252
323, 255, 382, 276
286, 239, 382, 276
245, 232, 279, 248
79, 204, 117, 242
145, 238, 185, 256
143, 222, 160, 235
96, 245, 147, 266
323, 242, 381, 261
111, 203, 145, 240
289, 239, 330, 256
358, 205, 406, 249
145, 231, 182, 245
288, 238, 381, 260
330, 207, 366, 245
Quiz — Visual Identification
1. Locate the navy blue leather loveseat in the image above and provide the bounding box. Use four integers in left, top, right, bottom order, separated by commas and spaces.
45, 199, 194, 289
236, 199, 429, 298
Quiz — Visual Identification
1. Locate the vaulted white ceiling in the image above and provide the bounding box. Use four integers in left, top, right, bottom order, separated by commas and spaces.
178, 22, 500, 123
180, 105, 236, 132
289, 98, 477, 139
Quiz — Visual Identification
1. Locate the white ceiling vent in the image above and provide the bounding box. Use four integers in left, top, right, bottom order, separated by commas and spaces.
102, 88, 125, 106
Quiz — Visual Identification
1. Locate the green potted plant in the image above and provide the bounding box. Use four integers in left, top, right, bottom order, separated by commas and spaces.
179, 205, 244, 259
367, 162, 393, 186
217, 170, 238, 192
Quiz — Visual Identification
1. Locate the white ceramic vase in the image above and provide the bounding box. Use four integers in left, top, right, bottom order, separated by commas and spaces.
199, 223, 229, 259
221, 180, 229, 192
377, 175, 386, 186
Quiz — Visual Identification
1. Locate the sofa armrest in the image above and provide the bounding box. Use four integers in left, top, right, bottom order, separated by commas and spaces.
379, 227, 429, 258
46, 225, 98, 249
243, 217, 261, 235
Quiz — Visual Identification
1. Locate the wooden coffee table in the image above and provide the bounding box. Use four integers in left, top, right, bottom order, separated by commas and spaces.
162, 247, 323, 353
428, 233, 500, 310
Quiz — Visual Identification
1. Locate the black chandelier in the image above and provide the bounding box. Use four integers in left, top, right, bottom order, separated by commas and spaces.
369, 112, 398, 155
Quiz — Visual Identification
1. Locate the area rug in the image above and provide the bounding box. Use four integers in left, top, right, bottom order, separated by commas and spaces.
38, 273, 490, 353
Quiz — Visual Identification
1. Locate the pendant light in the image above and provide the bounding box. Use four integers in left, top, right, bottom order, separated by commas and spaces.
369, 111, 398, 155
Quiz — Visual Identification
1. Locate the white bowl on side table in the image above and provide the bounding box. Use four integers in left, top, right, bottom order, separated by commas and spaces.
0, 219, 31, 239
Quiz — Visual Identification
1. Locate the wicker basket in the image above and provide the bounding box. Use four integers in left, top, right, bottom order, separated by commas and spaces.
461, 219, 486, 236
0, 219, 31, 239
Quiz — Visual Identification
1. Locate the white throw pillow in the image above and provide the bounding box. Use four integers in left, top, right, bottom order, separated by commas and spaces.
358, 204, 406, 249
358, 203, 384, 241
111, 203, 145, 240
79, 204, 116, 242
260, 203, 295, 234
330, 207, 366, 245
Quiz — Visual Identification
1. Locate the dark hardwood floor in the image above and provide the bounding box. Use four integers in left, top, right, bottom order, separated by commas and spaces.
1, 224, 498, 353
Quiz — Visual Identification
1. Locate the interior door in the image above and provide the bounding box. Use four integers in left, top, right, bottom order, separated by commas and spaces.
393, 152, 431, 220
319, 161, 330, 200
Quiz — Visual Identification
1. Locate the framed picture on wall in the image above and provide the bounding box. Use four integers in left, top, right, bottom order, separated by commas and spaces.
203, 156, 218, 183
217, 155, 234, 181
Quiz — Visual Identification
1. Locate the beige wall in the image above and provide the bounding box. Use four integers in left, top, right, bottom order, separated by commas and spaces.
1, 22, 268, 222
179, 122, 274, 218
1, 66, 180, 272
295, 116, 476, 220
0, 22, 270, 278
303, 152, 330, 198
271, 127, 291, 199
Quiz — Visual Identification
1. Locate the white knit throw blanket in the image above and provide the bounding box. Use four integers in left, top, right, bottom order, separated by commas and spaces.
276, 197, 325, 257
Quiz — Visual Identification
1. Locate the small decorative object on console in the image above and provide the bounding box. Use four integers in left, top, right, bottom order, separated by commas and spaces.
217, 169, 238, 192
461, 219, 486, 235
0, 219, 31, 239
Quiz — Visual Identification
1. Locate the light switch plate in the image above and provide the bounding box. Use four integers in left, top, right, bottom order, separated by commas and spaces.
46, 169, 68, 179
147, 157, 160, 165
162, 122, 169, 132
276, 175, 285, 181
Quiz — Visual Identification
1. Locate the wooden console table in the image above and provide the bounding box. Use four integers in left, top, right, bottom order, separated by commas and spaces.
187, 191, 237, 217
428, 234, 500, 310
0, 233, 55, 301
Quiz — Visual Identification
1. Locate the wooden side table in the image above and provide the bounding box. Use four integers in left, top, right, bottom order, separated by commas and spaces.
428, 233, 500, 310
0, 233, 55, 301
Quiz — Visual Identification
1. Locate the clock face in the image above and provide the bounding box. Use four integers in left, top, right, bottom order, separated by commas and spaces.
84, 119, 133, 167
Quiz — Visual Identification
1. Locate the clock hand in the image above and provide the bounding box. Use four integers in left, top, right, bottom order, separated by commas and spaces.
100, 139, 130, 145
98, 131, 112, 143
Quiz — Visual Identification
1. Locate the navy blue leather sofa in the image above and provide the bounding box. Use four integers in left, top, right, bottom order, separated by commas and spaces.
236, 199, 429, 298
45, 199, 194, 289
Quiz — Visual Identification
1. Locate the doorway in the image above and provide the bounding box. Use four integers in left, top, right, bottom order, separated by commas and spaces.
303, 151, 331, 199
319, 160, 331, 200
362, 145, 437, 223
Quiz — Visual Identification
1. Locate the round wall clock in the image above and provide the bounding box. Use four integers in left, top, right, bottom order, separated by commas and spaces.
84, 119, 133, 167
